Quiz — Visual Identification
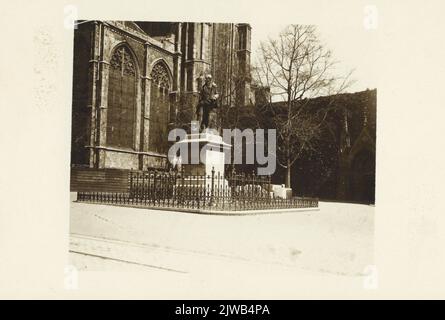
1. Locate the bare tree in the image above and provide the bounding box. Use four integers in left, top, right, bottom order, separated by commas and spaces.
254, 24, 353, 188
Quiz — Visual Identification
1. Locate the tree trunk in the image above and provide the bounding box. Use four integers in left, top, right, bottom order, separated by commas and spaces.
285, 88, 292, 189
285, 159, 291, 188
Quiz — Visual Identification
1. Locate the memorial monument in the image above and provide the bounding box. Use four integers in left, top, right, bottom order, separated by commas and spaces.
177, 74, 230, 180
196, 74, 220, 132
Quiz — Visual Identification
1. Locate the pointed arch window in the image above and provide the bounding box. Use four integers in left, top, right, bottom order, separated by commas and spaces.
149, 62, 171, 153
106, 46, 137, 149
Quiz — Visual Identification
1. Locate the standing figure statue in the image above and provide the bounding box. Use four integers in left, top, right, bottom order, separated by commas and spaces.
196, 74, 219, 132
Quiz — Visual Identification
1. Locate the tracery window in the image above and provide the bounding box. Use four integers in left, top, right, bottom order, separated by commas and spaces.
149, 62, 171, 154
106, 46, 137, 149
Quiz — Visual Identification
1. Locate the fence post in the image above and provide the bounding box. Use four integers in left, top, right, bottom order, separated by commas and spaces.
153, 171, 158, 206
142, 172, 146, 204
129, 169, 133, 199
211, 166, 215, 206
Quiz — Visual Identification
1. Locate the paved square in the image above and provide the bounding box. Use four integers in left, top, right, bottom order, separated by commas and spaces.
70, 200, 374, 278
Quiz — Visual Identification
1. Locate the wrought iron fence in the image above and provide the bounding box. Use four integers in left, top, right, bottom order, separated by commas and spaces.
76, 168, 318, 212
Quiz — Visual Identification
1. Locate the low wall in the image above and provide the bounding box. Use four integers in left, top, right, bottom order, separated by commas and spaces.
70, 167, 130, 193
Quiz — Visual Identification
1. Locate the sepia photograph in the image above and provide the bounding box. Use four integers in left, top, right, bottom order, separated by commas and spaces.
2, 0, 445, 304
69, 20, 376, 280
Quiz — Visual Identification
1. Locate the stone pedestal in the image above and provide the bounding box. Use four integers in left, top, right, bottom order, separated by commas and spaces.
174, 132, 231, 201
177, 132, 231, 178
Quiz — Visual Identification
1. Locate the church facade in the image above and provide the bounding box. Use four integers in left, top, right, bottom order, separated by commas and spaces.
71, 21, 252, 171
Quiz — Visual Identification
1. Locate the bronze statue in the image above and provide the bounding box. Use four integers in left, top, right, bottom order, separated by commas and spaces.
196, 74, 219, 131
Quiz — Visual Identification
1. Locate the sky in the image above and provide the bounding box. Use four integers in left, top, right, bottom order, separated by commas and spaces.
250, 22, 379, 95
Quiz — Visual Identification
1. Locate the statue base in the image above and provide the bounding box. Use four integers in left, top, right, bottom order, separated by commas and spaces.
177, 131, 231, 178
